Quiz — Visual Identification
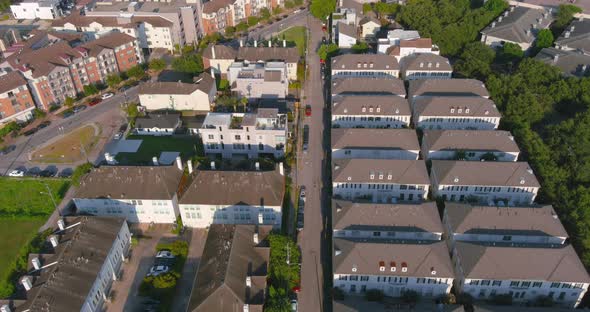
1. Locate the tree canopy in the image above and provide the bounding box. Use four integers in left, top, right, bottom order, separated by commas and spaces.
454, 42, 496, 80
148, 59, 166, 71
535, 29, 554, 50
171, 53, 204, 76
318, 43, 339, 60
310, 0, 336, 20
554, 4, 582, 29
351, 42, 370, 54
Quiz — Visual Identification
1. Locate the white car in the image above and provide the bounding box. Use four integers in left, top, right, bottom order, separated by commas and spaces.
290, 299, 298, 312
113, 132, 123, 140
147, 265, 169, 276
8, 170, 25, 177
101, 93, 114, 100
156, 250, 175, 259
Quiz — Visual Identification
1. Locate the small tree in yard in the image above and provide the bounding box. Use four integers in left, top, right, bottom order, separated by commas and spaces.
236, 22, 248, 33
225, 26, 236, 37
148, 59, 166, 71
83, 84, 99, 97
64, 96, 75, 107
106, 74, 122, 88
318, 43, 340, 60
535, 29, 554, 49
351, 42, 369, 54
172, 53, 204, 76
247, 16, 259, 27
72, 162, 94, 186
127, 65, 146, 79
260, 8, 271, 20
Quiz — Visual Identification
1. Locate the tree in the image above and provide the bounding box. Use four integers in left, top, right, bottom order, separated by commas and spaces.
247, 16, 259, 27
351, 42, 369, 54
127, 65, 146, 79
555, 4, 582, 29
64, 96, 75, 107
318, 43, 339, 60
272, 6, 283, 15
172, 53, 204, 76
225, 26, 236, 37
83, 84, 99, 97
454, 42, 496, 79
293, 0, 303, 6
236, 22, 248, 33
71, 162, 93, 186
285, 0, 295, 9
106, 74, 122, 88
535, 29, 554, 49
217, 78, 230, 91
32, 108, 46, 119
484, 0, 507, 12
148, 59, 166, 71
260, 8, 271, 20
310, 0, 336, 20
362, 3, 372, 14
500, 42, 524, 61
374, 2, 399, 18
182, 45, 195, 54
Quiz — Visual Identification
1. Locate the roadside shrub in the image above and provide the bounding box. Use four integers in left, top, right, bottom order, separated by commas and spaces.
32, 108, 46, 119
365, 289, 384, 302
71, 162, 94, 186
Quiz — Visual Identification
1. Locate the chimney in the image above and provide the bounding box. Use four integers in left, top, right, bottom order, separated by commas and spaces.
565, 31, 570, 38
21, 276, 32, 291
255, 162, 260, 171
240, 40, 243, 47
1, 304, 11, 312
243, 305, 249, 312
187, 160, 193, 174
176, 156, 183, 170
279, 162, 284, 176
553, 54, 559, 62
31, 257, 41, 270
49, 235, 59, 248
210, 161, 216, 170
57, 219, 65, 231
211, 45, 216, 59
246, 276, 252, 287
491, 22, 496, 28
283, 40, 286, 47
254, 40, 257, 48
152, 156, 159, 166
268, 40, 272, 47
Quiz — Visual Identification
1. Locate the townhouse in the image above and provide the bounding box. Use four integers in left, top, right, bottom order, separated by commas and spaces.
400, 53, 453, 80
332, 158, 430, 203
554, 18, 590, 55
138, 73, 216, 112
201, 44, 237, 76
0, 71, 36, 124
200, 108, 287, 158
178, 166, 285, 228
331, 77, 406, 97
52, 13, 176, 52
188, 224, 271, 311
337, 22, 358, 49
84, 0, 200, 48
480, 6, 553, 52
359, 16, 381, 41
331, 0, 359, 42
385, 38, 440, 61
535, 47, 590, 77
408, 78, 489, 100
333, 238, 454, 297
73, 164, 185, 223
201, 0, 285, 35
430, 160, 540, 205
507, 0, 590, 19
331, 54, 400, 79
331, 95, 411, 128
134, 112, 182, 136
0, 217, 131, 312
413, 97, 501, 130
421, 130, 520, 162
333, 200, 443, 240
377, 29, 420, 54
227, 61, 288, 99
331, 128, 420, 160
10, 0, 62, 20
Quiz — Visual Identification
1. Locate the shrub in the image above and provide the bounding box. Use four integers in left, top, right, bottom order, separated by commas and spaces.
533, 295, 554, 307
217, 78, 230, 91
148, 59, 166, 71
225, 26, 236, 36
333, 287, 345, 300
247, 16, 259, 26
401, 289, 420, 304
71, 162, 94, 186
365, 289, 384, 302
64, 96, 75, 107
32, 108, 46, 119
106, 74, 122, 88
49, 104, 61, 112
0, 122, 19, 138
127, 65, 146, 80
83, 84, 99, 97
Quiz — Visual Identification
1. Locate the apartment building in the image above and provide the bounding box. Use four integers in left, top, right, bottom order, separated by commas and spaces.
333, 238, 454, 297
535, 47, 590, 77
178, 166, 285, 228
228, 61, 288, 99
385, 38, 440, 61
400, 53, 453, 80
377, 29, 420, 54
554, 18, 590, 55
332, 159, 430, 203
507, 0, 590, 19
408, 79, 490, 103
413, 97, 501, 130
0, 217, 131, 312
85, 0, 200, 48
331, 54, 400, 78
200, 109, 287, 158
0, 71, 36, 124
421, 130, 520, 162
80, 32, 142, 73
201, 0, 285, 34
331, 128, 419, 160
331, 77, 406, 97
11, 0, 62, 20
138, 73, 216, 112
331, 95, 411, 128
52, 13, 176, 52
430, 160, 540, 205
480, 6, 553, 51
187, 224, 271, 312
73, 164, 185, 223
333, 199, 443, 240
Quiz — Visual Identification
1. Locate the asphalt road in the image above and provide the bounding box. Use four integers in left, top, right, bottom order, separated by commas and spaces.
240, 9, 309, 41
297, 15, 329, 312
0, 86, 138, 175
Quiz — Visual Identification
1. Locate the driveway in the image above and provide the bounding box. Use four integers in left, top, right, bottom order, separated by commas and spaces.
170, 228, 208, 312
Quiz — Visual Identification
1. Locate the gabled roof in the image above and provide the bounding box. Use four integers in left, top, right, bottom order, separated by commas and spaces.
445, 203, 568, 238
408, 79, 489, 98
332, 200, 443, 233
456, 242, 590, 282
135, 112, 181, 129
202, 0, 235, 14
0, 71, 27, 94
331, 128, 419, 151
333, 238, 454, 278
188, 224, 271, 312
422, 130, 520, 154
331, 77, 406, 96
237, 46, 299, 63
535, 47, 590, 77
332, 95, 411, 116
332, 54, 399, 71
360, 16, 380, 26
333, 159, 429, 185
555, 19, 590, 54
413, 97, 501, 118
202, 44, 238, 60
80, 32, 135, 57
481, 6, 553, 44
179, 168, 285, 206
431, 160, 540, 187
401, 53, 452, 72
52, 13, 173, 28
138, 73, 215, 95
6, 41, 83, 78
338, 21, 357, 38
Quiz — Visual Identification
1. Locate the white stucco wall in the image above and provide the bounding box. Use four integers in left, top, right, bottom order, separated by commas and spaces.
73, 197, 179, 223
179, 204, 282, 228
332, 148, 419, 160
333, 182, 429, 203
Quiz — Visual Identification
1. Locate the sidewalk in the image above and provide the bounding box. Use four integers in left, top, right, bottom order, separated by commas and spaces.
169, 228, 207, 312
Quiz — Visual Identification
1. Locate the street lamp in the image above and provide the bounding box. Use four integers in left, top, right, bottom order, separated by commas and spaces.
40, 183, 59, 216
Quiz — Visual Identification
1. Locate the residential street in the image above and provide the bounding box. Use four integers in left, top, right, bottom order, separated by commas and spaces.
239, 9, 309, 41
297, 15, 329, 312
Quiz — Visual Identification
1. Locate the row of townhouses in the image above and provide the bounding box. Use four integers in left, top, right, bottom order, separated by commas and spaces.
328, 47, 589, 308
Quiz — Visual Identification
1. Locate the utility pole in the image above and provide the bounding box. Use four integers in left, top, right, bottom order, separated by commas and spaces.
41, 182, 59, 216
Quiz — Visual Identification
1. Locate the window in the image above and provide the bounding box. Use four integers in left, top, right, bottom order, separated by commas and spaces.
349, 275, 358, 281
481, 280, 490, 286
360, 276, 369, 281
502, 235, 512, 241
492, 280, 502, 286
550, 282, 561, 288
532, 282, 543, 288
510, 281, 519, 287
373, 231, 381, 237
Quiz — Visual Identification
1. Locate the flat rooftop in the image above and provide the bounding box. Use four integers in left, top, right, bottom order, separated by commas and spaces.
91, 0, 195, 14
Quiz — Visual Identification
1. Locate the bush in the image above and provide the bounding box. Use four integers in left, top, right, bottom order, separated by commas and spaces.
182, 45, 195, 54
71, 162, 93, 186
225, 26, 236, 36
49, 104, 61, 112
333, 287, 345, 300
171, 216, 183, 235
0, 122, 19, 139
106, 74, 122, 88
172, 53, 204, 76
438, 293, 456, 304
217, 78, 230, 91
365, 289, 384, 302
148, 59, 166, 71
83, 84, 99, 97
247, 16, 259, 26
533, 295, 554, 307
490, 293, 512, 305
32, 108, 46, 119
126, 65, 146, 80
236, 22, 248, 32
64, 96, 75, 107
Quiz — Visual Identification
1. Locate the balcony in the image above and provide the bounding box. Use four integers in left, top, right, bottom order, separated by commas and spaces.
230, 116, 243, 129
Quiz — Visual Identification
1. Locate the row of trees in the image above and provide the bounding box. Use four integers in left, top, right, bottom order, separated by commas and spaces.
265, 234, 301, 312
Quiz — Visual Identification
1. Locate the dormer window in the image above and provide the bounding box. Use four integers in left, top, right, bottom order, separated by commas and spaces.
450, 107, 455, 113
378, 173, 384, 179
370, 172, 375, 179
465, 108, 470, 113
362, 106, 366, 112
458, 108, 463, 113
369, 107, 374, 113
387, 174, 392, 180
376, 106, 381, 113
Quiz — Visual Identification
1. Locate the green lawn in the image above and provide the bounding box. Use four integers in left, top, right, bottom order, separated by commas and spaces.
0, 178, 70, 217
279, 26, 307, 56
115, 135, 197, 165
0, 219, 45, 281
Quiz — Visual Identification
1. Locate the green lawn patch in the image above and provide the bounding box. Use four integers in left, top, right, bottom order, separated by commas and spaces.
279, 26, 307, 56
115, 135, 198, 165
0, 177, 70, 217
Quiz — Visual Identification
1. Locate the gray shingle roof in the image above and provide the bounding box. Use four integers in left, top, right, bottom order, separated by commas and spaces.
139, 73, 215, 95
237, 46, 300, 63
422, 130, 520, 154
481, 6, 553, 44
413, 97, 501, 118
456, 242, 590, 282
408, 79, 489, 99
535, 47, 590, 77
445, 203, 568, 238
135, 112, 181, 129
431, 160, 540, 187
331, 77, 406, 96
333, 159, 430, 184
400, 53, 452, 72
338, 22, 357, 38
332, 54, 400, 71
332, 95, 411, 116
331, 128, 419, 151
202, 44, 238, 60
555, 19, 590, 54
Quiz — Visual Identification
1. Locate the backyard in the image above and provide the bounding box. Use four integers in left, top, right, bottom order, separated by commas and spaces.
115, 135, 198, 165
280, 26, 307, 56
31, 124, 101, 163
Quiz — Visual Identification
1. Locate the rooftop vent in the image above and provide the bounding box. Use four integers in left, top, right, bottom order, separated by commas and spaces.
32, 257, 41, 270
57, 219, 65, 231
246, 276, 252, 287
49, 235, 59, 248
21, 276, 32, 291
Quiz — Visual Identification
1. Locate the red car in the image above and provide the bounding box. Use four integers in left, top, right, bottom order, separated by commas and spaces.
305, 105, 311, 117
88, 98, 102, 106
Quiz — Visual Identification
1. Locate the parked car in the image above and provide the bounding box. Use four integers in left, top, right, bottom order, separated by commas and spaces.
73, 105, 87, 113
114, 132, 123, 140
147, 265, 169, 276
63, 111, 74, 118
23, 128, 38, 136
156, 250, 175, 259
119, 124, 128, 132
88, 98, 102, 106
26, 167, 40, 176
58, 168, 74, 178
300, 186, 306, 201
305, 105, 311, 117
38, 120, 51, 129
0, 145, 16, 155
8, 169, 25, 177
101, 92, 114, 100
290, 299, 298, 312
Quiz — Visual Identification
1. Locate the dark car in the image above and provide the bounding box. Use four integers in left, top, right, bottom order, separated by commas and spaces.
88, 98, 102, 106
58, 168, 74, 178
38, 120, 51, 129
26, 167, 41, 177
40, 166, 58, 177
63, 111, 74, 118
23, 128, 38, 136
0, 145, 16, 155
73, 105, 87, 113
118, 85, 131, 92
119, 124, 128, 132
